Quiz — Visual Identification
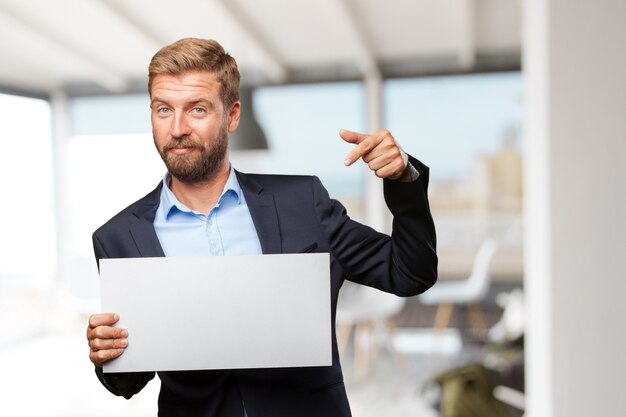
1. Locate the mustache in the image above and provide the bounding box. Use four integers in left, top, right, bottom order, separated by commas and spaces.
162, 138, 204, 152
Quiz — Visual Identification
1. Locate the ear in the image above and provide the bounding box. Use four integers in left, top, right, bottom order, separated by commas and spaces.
227, 101, 241, 133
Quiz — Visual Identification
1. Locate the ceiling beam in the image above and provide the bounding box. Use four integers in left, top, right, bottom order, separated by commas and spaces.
333, 0, 380, 79
0, 2, 128, 93
211, 0, 287, 83
0, 82, 49, 100
458, 0, 477, 69
96, 0, 167, 49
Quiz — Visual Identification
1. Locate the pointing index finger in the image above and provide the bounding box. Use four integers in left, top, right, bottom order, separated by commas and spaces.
342, 129, 388, 166
340, 129, 371, 166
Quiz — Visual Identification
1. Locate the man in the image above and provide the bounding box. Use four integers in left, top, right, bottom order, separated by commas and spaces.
86, 38, 437, 417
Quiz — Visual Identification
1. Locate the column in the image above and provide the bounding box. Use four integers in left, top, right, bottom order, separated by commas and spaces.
524, 1, 626, 416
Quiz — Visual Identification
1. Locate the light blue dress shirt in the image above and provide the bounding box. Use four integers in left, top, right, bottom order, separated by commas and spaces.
154, 167, 262, 258
154, 167, 260, 417
152, 161, 416, 416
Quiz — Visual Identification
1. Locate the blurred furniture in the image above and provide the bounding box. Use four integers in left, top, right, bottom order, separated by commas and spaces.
488, 288, 524, 343
336, 283, 406, 380
419, 239, 499, 336
424, 363, 519, 417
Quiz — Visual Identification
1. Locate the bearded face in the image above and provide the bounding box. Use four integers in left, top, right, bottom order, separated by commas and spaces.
155, 121, 229, 183
150, 72, 238, 185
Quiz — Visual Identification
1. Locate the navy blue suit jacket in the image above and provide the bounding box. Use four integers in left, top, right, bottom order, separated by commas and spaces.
92, 158, 437, 417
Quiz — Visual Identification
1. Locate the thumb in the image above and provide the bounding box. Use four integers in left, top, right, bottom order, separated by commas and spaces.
339, 129, 367, 144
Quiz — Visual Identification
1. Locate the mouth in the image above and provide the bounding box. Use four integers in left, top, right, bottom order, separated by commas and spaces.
167, 146, 196, 155
164, 140, 203, 155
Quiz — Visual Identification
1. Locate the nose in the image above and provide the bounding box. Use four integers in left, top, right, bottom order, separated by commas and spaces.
170, 112, 192, 138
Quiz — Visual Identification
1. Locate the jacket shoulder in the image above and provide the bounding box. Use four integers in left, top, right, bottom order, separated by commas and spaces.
236, 171, 323, 194
93, 182, 162, 237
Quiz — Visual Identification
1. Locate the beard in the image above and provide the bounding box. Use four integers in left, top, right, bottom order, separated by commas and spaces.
155, 126, 229, 184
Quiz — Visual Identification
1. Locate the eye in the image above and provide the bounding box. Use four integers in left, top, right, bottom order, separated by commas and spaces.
157, 107, 171, 114
192, 107, 205, 114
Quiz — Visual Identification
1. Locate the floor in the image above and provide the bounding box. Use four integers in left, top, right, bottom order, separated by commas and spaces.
0, 293, 521, 417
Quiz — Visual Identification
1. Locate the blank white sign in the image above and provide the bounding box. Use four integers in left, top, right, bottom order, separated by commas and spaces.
100, 253, 331, 373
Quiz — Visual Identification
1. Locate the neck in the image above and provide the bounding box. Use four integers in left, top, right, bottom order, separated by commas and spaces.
168, 161, 231, 215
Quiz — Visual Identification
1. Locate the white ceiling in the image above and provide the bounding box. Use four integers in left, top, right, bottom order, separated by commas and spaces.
0, 0, 521, 96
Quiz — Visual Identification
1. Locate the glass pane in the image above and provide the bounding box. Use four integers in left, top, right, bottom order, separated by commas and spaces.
385, 72, 523, 182
0, 93, 53, 354
385, 72, 524, 279
233, 82, 366, 220
0, 94, 53, 290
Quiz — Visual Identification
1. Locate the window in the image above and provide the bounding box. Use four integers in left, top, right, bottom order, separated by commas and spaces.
385, 72, 524, 279
0, 93, 54, 291
238, 82, 366, 220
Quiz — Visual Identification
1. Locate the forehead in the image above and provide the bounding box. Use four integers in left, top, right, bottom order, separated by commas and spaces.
151, 71, 222, 102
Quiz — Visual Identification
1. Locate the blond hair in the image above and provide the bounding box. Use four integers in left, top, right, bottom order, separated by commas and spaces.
148, 38, 240, 107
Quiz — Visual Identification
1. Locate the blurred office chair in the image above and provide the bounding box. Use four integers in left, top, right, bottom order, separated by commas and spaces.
418, 239, 499, 337
336, 283, 406, 380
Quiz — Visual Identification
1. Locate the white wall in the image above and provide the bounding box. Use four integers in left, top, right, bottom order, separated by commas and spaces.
524, 1, 626, 416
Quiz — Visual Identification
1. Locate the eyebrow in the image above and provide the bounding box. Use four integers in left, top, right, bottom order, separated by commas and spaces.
150, 97, 216, 109
188, 99, 215, 109
150, 97, 168, 108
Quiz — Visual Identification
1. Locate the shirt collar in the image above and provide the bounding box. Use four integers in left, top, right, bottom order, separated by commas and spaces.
161, 166, 243, 218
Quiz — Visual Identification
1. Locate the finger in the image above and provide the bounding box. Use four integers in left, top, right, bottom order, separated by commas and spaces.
375, 163, 408, 180
367, 154, 405, 178
88, 313, 119, 329
338, 129, 367, 145
344, 138, 373, 166
90, 336, 128, 352
89, 326, 128, 341
343, 130, 389, 166
365, 152, 404, 177
362, 144, 393, 164
366, 153, 396, 171
363, 142, 403, 166
90, 348, 125, 367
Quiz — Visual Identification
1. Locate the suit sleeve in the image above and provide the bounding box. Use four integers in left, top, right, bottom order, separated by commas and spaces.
92, 233, 156, 399
313, 155, 437, 296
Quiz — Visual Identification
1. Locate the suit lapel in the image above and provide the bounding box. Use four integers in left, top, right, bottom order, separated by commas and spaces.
130, 218, 166, 257
236, 171, 282, 254
130, 173, 283, 256
130, 184, 166, 258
